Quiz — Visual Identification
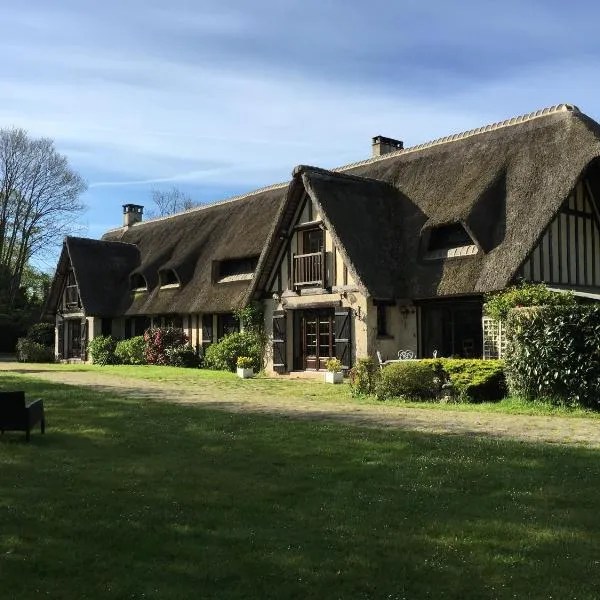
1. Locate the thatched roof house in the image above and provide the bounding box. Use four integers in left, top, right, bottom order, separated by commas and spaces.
46, 103, 600, 366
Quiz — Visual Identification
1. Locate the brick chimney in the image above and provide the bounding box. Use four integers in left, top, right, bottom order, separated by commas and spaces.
123, 204, 144, 227
372, 135, 404, 157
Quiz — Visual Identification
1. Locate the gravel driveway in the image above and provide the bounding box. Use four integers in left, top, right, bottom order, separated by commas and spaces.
2, 362, 600, 448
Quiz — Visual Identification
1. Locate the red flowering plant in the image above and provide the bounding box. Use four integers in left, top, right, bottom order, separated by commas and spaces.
144, 327, 189, 366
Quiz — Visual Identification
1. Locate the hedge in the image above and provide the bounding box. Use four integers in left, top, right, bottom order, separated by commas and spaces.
505, 304, 600, 407
374, 358, 506, 403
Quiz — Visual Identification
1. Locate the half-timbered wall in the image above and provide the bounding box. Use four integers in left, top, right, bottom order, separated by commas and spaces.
267, 194, 357, 295
516, 179, 600, 287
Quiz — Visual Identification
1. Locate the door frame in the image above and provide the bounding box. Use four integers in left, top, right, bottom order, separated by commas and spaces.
296, 308, 335, 371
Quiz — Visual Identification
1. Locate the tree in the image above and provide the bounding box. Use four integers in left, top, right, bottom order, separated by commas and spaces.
148, 186, 196, 217
0, 127, 86, 310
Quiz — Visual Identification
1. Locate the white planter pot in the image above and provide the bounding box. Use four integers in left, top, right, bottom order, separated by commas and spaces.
237, 367, 254, 379
325, 371, 343, 384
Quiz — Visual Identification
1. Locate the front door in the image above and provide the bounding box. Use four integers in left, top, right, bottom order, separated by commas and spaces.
65, 319, 82, 359
300, 309, 335, 370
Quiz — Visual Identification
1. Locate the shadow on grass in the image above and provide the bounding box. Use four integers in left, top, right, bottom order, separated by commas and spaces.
1, 374, 600, 599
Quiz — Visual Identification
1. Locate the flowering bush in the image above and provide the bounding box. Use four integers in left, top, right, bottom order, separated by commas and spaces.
236, 356, 254, 369
325, 357, 343, 372
143, 327, 189, 366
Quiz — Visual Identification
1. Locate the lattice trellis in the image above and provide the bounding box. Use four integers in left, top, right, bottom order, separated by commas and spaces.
482, 317, 507, 359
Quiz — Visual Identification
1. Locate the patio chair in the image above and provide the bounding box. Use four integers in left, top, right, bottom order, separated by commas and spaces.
376, 350, 402, 369
0, 391, 45, 442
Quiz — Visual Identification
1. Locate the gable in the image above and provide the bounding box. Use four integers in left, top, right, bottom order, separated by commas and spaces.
261, 184, 359, 296
516, 177, 600, 288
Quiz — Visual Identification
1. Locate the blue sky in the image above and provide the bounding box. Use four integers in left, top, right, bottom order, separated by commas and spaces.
2, 0, 600, 270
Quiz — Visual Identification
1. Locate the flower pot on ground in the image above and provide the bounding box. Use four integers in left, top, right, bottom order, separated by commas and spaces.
324, 358, 343, 384
236, 356, 254, 379
237, 367, 254, 379
325, 371, 343, 384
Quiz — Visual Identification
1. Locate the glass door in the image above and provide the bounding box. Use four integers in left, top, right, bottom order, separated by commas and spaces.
301, 309, 334, 370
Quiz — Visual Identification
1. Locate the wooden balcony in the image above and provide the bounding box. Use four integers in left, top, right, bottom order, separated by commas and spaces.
293, 252, 325, 288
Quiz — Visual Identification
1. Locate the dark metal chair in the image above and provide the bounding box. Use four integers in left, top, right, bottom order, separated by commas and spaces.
0, 391, 45, 441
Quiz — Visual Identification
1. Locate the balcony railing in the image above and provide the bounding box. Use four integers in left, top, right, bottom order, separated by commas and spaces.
293, 252, 324, 287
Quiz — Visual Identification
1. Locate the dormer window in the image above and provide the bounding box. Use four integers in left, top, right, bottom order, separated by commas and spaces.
216, 256, 259, 283
424, 223, 478, 260
130, 273, 148, 291
159, 269, 180, 288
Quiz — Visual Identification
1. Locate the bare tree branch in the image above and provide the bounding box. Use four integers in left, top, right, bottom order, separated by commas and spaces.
147, 187, 196, 218
0, 127, 86, 309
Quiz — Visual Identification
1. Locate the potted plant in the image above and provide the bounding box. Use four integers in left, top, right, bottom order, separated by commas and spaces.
236, 356, 254, 379
324, 358, 344, 384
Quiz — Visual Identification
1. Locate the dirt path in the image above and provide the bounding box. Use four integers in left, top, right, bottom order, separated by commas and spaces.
3, 363, 600, 448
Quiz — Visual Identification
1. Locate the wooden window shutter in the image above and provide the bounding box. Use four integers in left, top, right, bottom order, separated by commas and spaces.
201, 314, 213, 351
272, 310, 287, 373
334, 307, 352, 370
57, 322, 64, 360
81, 318, 89, 361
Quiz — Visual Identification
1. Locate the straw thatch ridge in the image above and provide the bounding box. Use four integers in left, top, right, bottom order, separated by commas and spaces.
102, 181, 289, 235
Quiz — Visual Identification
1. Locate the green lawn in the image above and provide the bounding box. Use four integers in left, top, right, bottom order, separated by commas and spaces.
2, 373, 600, 599
19, 362, 600, 418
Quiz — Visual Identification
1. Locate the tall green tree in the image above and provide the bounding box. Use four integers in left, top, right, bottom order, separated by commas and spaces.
0, 127, 86, 309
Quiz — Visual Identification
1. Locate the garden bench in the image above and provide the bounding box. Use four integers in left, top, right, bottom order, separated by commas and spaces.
0, 391, 45, 441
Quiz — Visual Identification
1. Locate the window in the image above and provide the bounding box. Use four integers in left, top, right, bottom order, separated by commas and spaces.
421, 301, 483, 358
302, 228, 324, 254
159, 269, 179, 287
217, 256, 259, 282
428, 224, 472, 251
217, 313, 240, 339
376, 305, 388, 337
130, 273, 147, 290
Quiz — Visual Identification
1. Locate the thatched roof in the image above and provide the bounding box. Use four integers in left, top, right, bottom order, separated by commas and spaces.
45, 237, 139, 317
255, 104, 600, 299
47, 103, 600, 319
99, 186, 285, 316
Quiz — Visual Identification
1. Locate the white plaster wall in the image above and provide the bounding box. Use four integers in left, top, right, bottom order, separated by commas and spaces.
366, 300, 418, 362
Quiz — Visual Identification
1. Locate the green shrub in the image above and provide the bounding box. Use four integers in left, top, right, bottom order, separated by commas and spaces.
484, 282, 575, 322
88, 335, 117, 365
15, 338, 54, 363
504, 304, 600, 407
26, 322, 55, 347
165, 345, 200, 368
349, 357, 380, 396
204, 332, 261, 372
439, 359, 506, 403
375, 360, 444, 401
114, 336, 146, 365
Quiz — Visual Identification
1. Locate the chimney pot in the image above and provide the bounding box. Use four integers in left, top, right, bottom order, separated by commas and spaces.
123, 204, 144, 227
372, 135, 404, 157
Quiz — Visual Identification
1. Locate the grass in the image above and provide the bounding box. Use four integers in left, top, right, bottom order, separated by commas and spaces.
13, 362, 600, 419
2, 373, 600, 599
